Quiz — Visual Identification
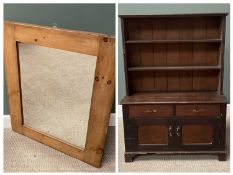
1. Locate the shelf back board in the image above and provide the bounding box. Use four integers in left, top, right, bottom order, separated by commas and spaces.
120, 13, 227, 96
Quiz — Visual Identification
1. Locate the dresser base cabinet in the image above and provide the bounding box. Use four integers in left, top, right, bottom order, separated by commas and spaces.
120, 13, 228, 162
122, 100, 227, 162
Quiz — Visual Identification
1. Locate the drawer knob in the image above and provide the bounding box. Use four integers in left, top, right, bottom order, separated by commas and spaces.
192, 109, 204, 113
145, 109, 157, 113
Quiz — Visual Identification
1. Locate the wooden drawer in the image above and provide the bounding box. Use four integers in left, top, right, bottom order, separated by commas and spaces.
129, 105, 173, 118
176, 104, 220, 117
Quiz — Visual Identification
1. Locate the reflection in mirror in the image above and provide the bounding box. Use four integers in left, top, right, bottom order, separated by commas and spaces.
18, 43, 97, 149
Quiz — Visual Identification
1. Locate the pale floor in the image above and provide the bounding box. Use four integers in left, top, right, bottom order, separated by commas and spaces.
4, 127, 115, 172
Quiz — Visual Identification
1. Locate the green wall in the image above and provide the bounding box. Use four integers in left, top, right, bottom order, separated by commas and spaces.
4, 3, 115, 114
118, 3, 230, 103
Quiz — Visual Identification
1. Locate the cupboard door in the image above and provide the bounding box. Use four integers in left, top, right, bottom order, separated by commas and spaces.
134, 119, 175, 151
175, 119, 220, 150
182, 124, 213, 144
138, 125, 168, 144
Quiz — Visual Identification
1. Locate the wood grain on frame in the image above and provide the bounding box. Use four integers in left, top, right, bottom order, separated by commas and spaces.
4, 21, 23, 133
84, 36, 115, 167
13, 21, 100, 56
22, 125, 85, 159
4, 21, 115, 168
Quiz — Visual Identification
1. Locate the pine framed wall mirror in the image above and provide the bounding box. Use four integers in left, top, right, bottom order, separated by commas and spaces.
4, 21, 115, 168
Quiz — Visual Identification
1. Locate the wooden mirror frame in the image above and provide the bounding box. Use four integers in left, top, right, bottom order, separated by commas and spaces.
4, 21, 115, 168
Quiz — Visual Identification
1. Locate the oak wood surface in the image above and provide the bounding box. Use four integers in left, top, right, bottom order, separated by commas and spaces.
138, 125, 168, 144
176, 104, 220, 117
121, 92, 228, 104
121, 13, 228, 162
182, 124, 213, 144
129, 104, 173, 118
126, 39, 222, 43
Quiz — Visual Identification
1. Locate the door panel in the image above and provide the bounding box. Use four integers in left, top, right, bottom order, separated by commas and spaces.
175, 119, 220, 151
138, 125, 168, 144
133, 119, 175, 151
182, 124, 213, 144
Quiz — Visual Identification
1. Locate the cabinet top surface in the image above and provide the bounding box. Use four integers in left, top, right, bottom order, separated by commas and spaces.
119, 13, 228, 18
121, 92, 228, 104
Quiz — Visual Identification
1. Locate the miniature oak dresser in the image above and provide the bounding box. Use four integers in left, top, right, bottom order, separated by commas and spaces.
120, 13, 228, 162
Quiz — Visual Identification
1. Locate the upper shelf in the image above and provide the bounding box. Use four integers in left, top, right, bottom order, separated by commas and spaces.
125, 39, 222, 44
128, 66, 221, 71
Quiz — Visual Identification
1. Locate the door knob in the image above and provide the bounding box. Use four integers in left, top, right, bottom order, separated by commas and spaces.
176, 126, 181, 137
169, 125, 173, 137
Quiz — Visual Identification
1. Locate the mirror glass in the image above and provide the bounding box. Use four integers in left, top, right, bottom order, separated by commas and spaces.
18, 43, 97, 149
